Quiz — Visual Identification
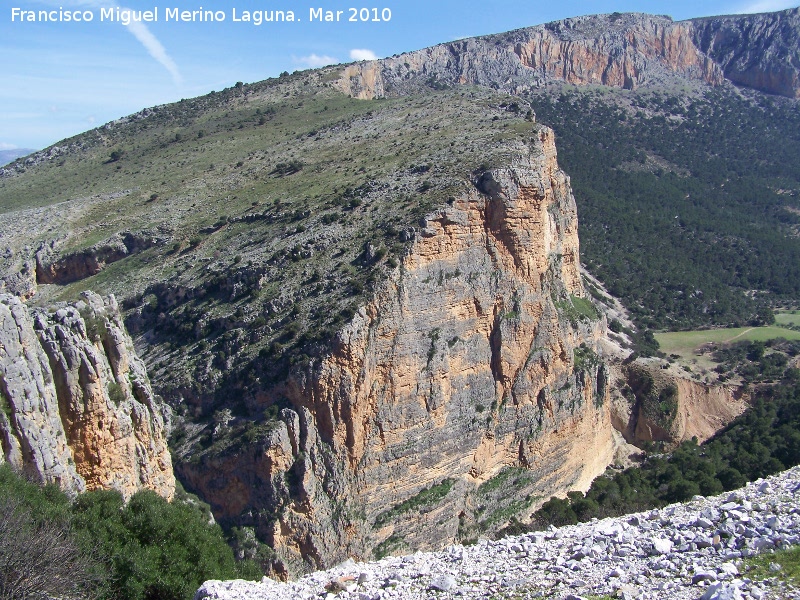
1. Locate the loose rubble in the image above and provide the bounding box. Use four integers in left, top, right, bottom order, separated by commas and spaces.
195, 467, 800, 600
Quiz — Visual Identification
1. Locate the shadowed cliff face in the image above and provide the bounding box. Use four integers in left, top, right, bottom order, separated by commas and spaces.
178, 126, 613, 576
0, 291, 174, 500
338, 10, 799, 99
692, 8, 800, 99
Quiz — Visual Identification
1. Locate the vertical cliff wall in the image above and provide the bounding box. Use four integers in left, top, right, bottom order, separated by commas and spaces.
0, 291, 174, 500
178, 126, 614, 575
691, 8, 800, 98
337, 13, 724, 100
338, 10, 799, 100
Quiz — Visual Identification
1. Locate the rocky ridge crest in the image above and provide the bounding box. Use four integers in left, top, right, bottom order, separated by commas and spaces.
338, 10, 799, 99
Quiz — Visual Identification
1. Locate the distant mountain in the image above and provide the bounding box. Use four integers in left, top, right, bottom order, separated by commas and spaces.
339, 8, 800, 99
0, 148, 35, 166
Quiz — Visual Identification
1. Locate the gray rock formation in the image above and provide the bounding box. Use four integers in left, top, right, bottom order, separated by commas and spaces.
692, 8, 800, 98
337, 10, 799, 99
0, 291, 175, 499
0, 294, 84, 491
36, 230, 164, 285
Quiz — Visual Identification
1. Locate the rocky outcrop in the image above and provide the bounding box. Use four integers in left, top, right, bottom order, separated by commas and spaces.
35, 230, 163, 285
178, 126, 613, 575
0, 295, 84, 491
613, 362, 748, 447
691, 8, 800, 98
0, 291, 174, 499
337, 10, 800, 99
197, 466, 800, 600
0, 260, 37, 300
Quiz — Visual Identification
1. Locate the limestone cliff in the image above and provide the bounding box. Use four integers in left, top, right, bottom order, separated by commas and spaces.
691, 8, 800, 98
178, 126, 613, 575
338, 10, 799, 99
0, 291, 174, 499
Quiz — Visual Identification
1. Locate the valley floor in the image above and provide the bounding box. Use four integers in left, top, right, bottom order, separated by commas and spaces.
196, 468, 800, 600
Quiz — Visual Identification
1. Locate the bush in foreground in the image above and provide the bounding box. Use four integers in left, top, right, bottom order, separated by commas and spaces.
0, 466, 260, 600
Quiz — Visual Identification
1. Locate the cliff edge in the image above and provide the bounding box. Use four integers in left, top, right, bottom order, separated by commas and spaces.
0, 291, 175, 499
178, 125, 614, 575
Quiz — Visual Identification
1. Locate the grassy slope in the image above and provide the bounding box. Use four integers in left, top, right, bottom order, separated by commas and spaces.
776, 310, 800, 327
656, 326, 800, 358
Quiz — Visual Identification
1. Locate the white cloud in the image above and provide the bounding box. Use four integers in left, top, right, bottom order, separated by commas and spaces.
33, 0, 183, 84
0, 143, 19, 151
733, 0, 798, 12
350, 49, 378, 61
295, 54, 340, 68
123, 15, 183, 84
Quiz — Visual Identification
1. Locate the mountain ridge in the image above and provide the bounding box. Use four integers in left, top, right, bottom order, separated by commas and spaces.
0, 7, 797, 580
338, 8, 799, 100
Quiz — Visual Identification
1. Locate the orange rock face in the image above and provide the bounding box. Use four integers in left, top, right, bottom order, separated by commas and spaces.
512, 20, 721, 89
179, 126, 614, 576
0, 291, 175, 500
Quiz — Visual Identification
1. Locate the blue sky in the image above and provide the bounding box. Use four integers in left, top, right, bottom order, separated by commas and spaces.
1, 0, 798, 151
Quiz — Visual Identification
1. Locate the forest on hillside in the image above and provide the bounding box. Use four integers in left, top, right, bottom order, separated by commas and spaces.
529, 86, 800, 333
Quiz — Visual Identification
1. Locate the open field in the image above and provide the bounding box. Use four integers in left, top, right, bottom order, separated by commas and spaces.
776, 310, 800, 327
656, 326, 800, 360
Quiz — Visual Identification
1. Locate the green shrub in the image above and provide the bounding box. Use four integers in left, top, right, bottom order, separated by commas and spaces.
72, 489, 259, 600
0, 465, 260, 600
0, 390, 12, 421
107, 381, 126, 406
374, 479, 454, 527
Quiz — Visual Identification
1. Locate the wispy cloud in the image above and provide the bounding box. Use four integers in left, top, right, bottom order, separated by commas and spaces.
295, 54, 340, 68
0, 143, 19, 151
733, 0, 798, 12
350, 49, 378, 61
33, 0, 182, 84
123, 16, 183, 84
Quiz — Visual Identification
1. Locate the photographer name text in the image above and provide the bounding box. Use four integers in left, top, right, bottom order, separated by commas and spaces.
10, 6, 393, 25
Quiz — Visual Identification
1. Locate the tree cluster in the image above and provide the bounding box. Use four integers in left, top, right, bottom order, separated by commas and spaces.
529, 88, 800, 334
0, 470, 260, 600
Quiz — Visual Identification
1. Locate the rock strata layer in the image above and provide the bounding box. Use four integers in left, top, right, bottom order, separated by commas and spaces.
0, 291, 174, 499
179, 127, 613, 575
337, 10, 799, 99
196, 466, 800, 600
